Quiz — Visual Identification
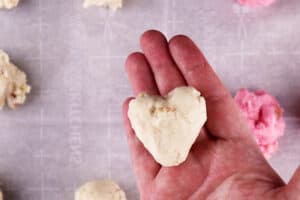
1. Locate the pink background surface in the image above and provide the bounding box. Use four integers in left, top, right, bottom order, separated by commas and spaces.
0, 0, 299, 199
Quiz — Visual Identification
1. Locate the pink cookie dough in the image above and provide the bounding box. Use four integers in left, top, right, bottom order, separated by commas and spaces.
234, 89, 285, 159
237, 0, 275, 7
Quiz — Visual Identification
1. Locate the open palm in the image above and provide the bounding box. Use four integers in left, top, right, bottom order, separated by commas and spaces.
122, 30, 300, 200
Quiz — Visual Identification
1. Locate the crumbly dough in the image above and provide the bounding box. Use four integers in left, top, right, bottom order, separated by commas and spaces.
128, 86, 207, 167
83, 0, 122, 10
0, 50, 31, 109
75, 180, 126, 200
0, 0, 19, 9
234, 89, 285, 158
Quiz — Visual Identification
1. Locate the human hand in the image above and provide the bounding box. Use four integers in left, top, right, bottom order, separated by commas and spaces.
122, 30, 300, 200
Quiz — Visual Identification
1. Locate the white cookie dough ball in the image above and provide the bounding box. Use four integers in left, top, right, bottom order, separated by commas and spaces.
0, 50, 31, 109
75, 180, 126, 200
0, 0, 19, 9
83, 0, 122, 10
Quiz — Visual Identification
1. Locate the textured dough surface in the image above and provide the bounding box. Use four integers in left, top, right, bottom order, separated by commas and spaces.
128, 86, 207, 167
0, 50, 31, 109
83, 0, 122, 10
75, 180, 126, 200
0, 0, 19, 9
234, 89, 285, 158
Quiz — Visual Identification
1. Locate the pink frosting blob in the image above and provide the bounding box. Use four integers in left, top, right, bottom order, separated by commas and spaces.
234, 89, 285, 159
238, 0, 276, 7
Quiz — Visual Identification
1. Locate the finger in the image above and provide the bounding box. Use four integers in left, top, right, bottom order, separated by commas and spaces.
122, 98, 161, 190
191, 128, 215, 154
140, 30, 186, 95
169, 35, 250, 140
125, 52, 159, 96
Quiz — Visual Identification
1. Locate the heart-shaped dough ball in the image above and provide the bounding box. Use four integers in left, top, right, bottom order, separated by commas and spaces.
128, 86, 207, 167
